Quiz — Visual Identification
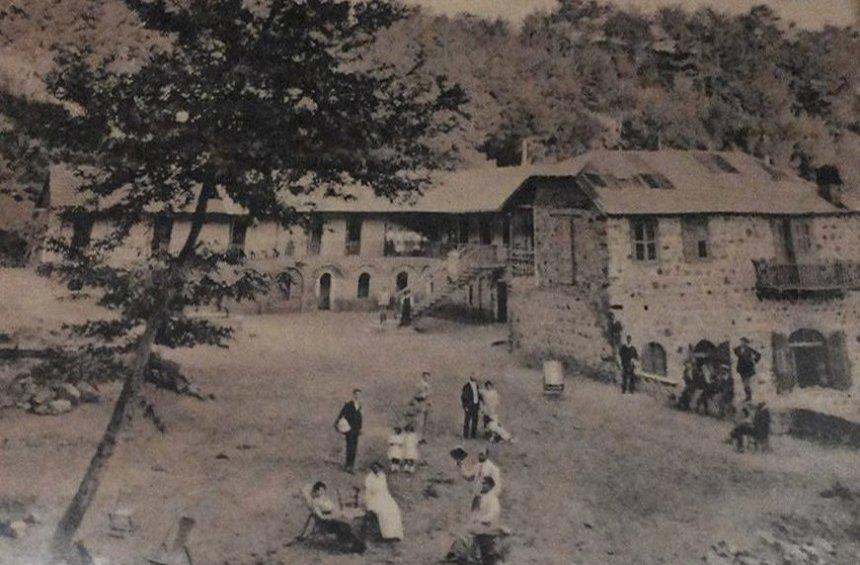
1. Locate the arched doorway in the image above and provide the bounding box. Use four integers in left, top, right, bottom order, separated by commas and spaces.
318, 273, 332, 310
277, 268, 303, 311
396, 271, 409, 291
642, 342, 667, 376
790, 329, 828, 388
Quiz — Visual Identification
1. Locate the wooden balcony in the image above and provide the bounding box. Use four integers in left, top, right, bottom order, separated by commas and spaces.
753, 260, 860, 298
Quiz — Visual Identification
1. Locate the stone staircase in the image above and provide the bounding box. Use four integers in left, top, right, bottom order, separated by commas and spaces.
397, 244, 505, 323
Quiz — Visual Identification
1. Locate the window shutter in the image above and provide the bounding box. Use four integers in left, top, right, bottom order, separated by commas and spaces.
826, 331, 852, 391
771, 332, 795, 394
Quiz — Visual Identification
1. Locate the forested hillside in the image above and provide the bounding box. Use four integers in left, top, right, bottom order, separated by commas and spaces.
2, 0, 859, 196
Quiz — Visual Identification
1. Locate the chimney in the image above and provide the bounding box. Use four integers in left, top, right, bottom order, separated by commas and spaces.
815, 165, 844, 208
520, 138, 529, 167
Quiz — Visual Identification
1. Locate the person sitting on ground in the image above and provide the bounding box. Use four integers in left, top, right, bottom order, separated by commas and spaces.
387, 426, 404, 473
445, 477, 507, 564
308, 481, 366, 554
402, 423, 420, 474
364, 462, 404, 542
752, 402, 771, 452
485, 415, 514, 444
458, 448, 502, 495
728, 406, 755, 452
695, 362, 719, 415
717, 364, 736, 419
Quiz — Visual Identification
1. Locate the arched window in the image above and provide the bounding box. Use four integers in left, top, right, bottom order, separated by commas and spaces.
396, 271, 409, 291
642, 342, 667, 376
357, 272, 371, 299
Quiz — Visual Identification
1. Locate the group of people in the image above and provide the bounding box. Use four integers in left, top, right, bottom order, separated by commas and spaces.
461, 375, 514, 443
304, 371, 512, 562
621, 333, 773, 453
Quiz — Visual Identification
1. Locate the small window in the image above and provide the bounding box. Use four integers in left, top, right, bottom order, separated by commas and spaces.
345, 218, 361, 256
710, 154, 739, 174
70, 216, 93, 254
230, 219, 248, 252
479, 217, 493, 245
682, 216, 710, 261
307, 218, 323, 256
357, 272, 371, 299
695, 153, 739, 174
631, 218, 658, 262
583, 172, 606, 188
151, 215, 173, 255
639, 173, 673, 189
459, 217, 470, 244
792, 219, 813, 255
642, 342, 667, 376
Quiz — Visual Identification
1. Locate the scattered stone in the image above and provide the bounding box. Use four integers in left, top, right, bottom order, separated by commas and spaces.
31, 388, 54, 406
55, 383, 82, 405
215, 453, 230, 460
0, 519, 27, 538
22, 513, 38, 525
47, 399, 73, 415
77, 382, 100, 403
583, 522, 593, 529
15, 402, 30, 411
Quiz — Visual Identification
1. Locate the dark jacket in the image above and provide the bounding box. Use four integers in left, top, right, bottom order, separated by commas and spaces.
734, 345, 761, 378
461, 382, 480, 411
337, 401, 362, 435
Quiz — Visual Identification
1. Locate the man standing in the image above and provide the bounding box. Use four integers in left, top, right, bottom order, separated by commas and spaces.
414, 371, 432, 441
734, 337, 761, 403
618, 335, 639, 394
335, 389, 363, 474
461, 375, 481, 439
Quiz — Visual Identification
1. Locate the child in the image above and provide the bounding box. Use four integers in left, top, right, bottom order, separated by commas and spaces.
402, 424, 419, 474
752, 402, 771, 452
387, 427, 404, 473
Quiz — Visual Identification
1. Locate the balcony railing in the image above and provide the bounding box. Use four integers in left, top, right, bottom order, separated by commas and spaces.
753, 259, 860, 296
509, 248, 535, 277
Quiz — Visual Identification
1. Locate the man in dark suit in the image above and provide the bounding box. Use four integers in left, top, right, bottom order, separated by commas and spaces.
336, 389, 363, 473
461, 375, 481, 439
733, 337, 761, 402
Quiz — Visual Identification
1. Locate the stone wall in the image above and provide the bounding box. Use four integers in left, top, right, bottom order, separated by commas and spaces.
604, 214, 860, 396
508, 189, 615, 374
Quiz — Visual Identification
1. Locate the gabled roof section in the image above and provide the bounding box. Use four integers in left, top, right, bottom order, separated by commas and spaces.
561, 150, 851, 216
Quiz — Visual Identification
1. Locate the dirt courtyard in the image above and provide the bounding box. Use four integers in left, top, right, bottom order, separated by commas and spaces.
1, 310, 860, 564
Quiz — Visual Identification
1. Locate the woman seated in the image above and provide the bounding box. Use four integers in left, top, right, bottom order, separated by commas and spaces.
307, 481, 366, 553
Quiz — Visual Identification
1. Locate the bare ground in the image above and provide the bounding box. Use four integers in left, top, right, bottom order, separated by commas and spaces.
0, 306, 859, 564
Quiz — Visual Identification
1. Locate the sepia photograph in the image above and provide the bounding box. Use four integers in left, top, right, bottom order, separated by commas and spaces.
1, 0, 859, 563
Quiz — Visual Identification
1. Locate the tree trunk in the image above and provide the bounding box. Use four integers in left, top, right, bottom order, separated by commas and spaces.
49, 183, 214, 562
49, 313, 162, 561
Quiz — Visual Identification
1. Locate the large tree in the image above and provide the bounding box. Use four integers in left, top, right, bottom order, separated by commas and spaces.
5, 0, 463, 560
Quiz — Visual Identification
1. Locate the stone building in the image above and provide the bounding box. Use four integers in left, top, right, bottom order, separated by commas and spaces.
39, 149, 860, 396
41, 164, 551, 321
506, 150, 860, 397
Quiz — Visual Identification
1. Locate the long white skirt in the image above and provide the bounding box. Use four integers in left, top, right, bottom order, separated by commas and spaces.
365, 474, 404, 540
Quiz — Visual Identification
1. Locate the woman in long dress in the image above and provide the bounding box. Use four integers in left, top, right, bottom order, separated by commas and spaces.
364, 462, 404, 541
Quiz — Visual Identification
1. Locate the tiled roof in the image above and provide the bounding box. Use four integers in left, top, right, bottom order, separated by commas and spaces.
46, 150, 852, 217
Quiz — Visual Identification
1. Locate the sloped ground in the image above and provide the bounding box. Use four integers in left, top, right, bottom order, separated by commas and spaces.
0, 306, 858, 564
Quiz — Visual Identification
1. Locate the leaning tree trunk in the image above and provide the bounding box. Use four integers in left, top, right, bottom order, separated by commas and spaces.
49, 184, 214, 562
49, 313, 162, 560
